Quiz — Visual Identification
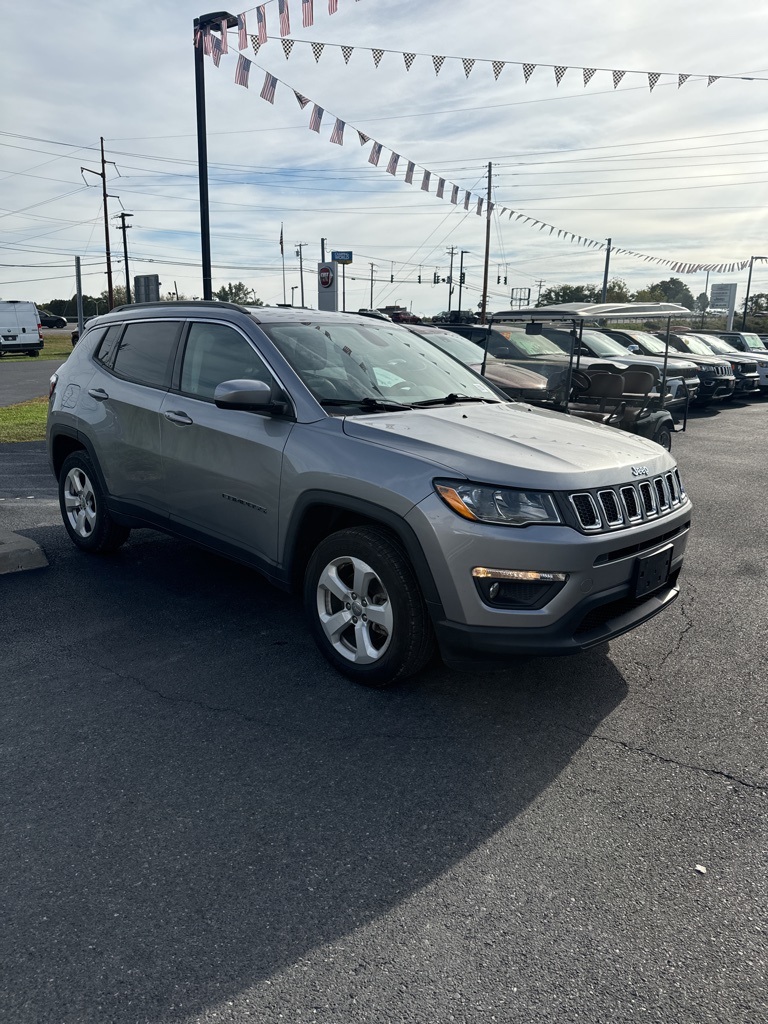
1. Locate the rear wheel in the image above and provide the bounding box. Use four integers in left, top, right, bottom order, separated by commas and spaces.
27, 350, 39, 357
304, 526, 435, 687
58, 451, 131, 553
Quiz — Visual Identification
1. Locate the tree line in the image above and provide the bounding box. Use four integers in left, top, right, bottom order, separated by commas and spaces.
34, 282, 264, 318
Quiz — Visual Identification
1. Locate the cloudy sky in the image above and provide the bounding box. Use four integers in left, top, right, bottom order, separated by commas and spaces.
3, 0, 768, 316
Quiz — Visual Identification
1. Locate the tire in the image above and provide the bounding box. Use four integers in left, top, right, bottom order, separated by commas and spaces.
652, 423, 673, 451
304, 526, 435, 687
27, 350, 40, 358
58, 451, 131, 554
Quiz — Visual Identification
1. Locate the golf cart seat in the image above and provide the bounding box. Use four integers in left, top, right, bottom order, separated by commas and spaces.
569, 370, 626, 423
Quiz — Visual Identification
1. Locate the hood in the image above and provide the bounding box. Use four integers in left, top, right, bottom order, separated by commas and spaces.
342, 402, 673, 491
480, 361, 549, 390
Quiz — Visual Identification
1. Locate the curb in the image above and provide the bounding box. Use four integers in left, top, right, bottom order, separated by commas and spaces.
0, 530, 48, 575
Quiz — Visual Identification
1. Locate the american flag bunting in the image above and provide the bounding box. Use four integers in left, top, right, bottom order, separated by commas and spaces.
368, 142, 383, 166
219, 18, 228, 53
260, 72, 277, 102
330, 118, 345, 144
450, 185, 459, 204
203, 26, 212, 55
405, 161, 415, 184
302, 0, 314, 28
464, 191, 471, 210
421, 170, 430, 192
211, 36, 223, 66
436, 178, 445, 199
309, 104, 324, 132
237, 14, 247, 50
329, 0, 338, 12
235, 55, 251, 87
278, 0, 290, 36
386, 152, 400, 175
257, 6, 267, 43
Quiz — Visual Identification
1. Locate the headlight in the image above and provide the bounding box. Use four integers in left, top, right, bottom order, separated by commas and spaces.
435, 480, 561, 526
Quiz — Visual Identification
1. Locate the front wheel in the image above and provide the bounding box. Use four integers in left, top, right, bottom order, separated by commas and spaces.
304, 526, 435, 687
652, 423, 673, 451
58, 451, 131, 553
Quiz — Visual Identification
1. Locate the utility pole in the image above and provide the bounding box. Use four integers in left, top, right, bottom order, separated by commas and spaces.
535, 279, 546, 303
446, 246, 456, 314
296, 242, 307, 306
480, 162, 492, 323
117, 212, 133, 303
369, 263, 377, 307
458, 250, 469, 317
600, 237, 612, 303
80, 138, 118, 309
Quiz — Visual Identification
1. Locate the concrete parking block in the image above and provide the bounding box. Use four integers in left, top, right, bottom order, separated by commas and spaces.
0, 529, 48, 574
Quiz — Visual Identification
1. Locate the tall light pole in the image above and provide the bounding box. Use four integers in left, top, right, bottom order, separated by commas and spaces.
742, 255, 768, 328
446, 246, 456, 314
194, 11, 237, 300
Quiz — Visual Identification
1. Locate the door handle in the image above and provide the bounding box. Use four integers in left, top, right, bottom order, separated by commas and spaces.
88, 388, 109, 401
164, 410, 193, 425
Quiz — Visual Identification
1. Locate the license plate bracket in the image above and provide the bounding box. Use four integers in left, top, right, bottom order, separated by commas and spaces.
634, 545, 672, 598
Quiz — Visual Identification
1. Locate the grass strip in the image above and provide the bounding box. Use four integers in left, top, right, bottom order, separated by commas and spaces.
0, 397, 48, 443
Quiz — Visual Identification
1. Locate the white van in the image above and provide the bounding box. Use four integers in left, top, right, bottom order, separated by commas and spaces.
0, 301, 44, 356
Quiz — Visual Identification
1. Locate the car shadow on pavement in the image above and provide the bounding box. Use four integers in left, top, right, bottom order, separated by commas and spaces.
4, 528, 628, 1024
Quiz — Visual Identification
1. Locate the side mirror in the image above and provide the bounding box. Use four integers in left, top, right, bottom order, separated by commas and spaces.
214, 378, 288, 415
627, 343, 641, 354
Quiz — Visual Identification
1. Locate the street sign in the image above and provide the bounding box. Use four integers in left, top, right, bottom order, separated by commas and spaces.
331, 250, 353, 264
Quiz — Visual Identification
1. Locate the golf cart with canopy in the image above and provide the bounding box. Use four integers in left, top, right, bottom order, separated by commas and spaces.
487, 302, 696, 451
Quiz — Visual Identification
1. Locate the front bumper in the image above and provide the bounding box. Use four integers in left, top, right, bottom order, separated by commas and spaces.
697, 375, 735, 401
435, 570, 680, 665
406, 491, 691, 664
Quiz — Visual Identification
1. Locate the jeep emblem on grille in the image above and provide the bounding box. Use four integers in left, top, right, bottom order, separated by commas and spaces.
631, 465, 650, 477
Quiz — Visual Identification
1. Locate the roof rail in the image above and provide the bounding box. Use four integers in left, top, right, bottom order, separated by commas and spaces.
109, 300, 249, 313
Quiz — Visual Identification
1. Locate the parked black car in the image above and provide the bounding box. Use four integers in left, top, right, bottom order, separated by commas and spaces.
38, 309, 68, 329
604, 329, 735, 405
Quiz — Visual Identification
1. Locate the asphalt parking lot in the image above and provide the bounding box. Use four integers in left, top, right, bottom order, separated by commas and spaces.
2, 401, 766, 1024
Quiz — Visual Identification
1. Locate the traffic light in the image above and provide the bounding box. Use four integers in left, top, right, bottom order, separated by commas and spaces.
497, 275, 500, 284
418, 273, 421, 283
433, 271, 440, 284
460, 272, 465, 284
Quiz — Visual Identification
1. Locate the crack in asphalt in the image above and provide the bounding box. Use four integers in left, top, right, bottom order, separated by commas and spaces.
562, 724, 766, 791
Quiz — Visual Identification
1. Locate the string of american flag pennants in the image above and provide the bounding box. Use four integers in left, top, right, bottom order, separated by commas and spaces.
194, 4, 758, 275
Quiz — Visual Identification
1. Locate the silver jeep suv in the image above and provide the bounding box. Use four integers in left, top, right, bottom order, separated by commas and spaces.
47, 302, 692, 686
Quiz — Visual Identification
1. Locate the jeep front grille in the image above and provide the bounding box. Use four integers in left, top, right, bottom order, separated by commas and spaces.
568, 473, 687, 533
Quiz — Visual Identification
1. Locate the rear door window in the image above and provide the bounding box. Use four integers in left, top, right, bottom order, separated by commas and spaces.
110, 320, 180, 388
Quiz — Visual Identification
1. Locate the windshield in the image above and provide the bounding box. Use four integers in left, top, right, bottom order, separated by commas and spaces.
493, 327, 567, 357
616, 330, 668, 355
412, 327, 489, 367
549, 328, 630, 358
691, 335, 736, 355
740, 332, 765, 351
262, 319, 500, 408
677, 335, 717, 356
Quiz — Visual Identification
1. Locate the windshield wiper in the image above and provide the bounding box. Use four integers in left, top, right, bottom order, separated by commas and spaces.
410, 393, 500, 407
319, 396, 413, 411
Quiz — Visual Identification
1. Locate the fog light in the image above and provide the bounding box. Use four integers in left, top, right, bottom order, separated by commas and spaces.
472, 567, 568, 609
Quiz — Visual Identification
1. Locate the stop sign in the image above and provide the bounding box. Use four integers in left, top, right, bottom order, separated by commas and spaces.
319, 266, 334, 288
